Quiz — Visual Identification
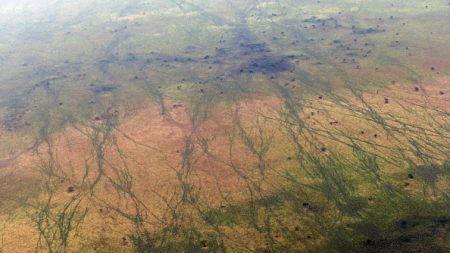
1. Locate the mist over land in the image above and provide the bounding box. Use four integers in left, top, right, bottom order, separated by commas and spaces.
0, 0, 449, 252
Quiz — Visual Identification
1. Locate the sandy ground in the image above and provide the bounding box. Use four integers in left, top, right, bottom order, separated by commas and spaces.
0, 76, 448, 252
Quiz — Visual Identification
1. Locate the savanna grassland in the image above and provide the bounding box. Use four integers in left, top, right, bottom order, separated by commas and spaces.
0, 0, 449, 252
